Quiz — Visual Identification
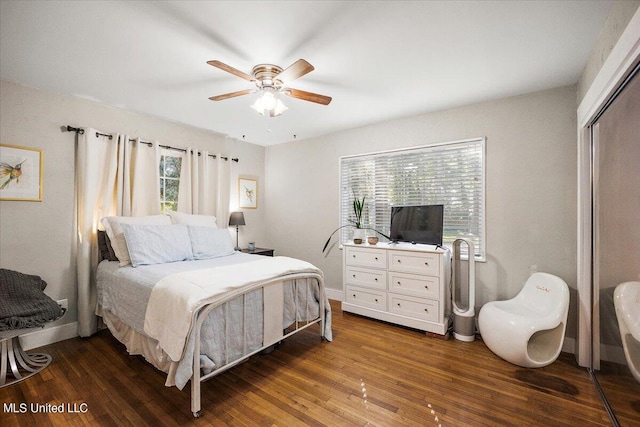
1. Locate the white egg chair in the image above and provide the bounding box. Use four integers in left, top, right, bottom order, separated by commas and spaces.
478, 272, 570, 368
614, 281, 640, 383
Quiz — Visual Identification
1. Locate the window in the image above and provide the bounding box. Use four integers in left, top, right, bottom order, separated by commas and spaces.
340, 138, 485, 260
159, 150, 182, 213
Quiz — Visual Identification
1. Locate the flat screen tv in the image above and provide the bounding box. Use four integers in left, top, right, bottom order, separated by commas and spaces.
389, 205, 444, 246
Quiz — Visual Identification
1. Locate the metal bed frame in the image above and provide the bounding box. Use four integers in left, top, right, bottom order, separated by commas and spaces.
189, 272, 326, 417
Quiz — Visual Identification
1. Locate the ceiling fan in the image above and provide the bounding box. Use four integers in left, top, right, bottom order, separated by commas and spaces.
207, 59, 332, 117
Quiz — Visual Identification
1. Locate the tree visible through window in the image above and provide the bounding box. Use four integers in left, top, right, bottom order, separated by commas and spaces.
159, 152, 181, 213
340, 138, 485, 260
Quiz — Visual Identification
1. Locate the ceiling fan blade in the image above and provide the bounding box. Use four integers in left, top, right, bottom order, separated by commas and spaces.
275, 59, 314, 85
282, 88, 332, 105
207, 60, 254, 82
208, 89, 255, 101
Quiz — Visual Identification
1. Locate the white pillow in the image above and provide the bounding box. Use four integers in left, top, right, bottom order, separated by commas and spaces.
120, 224, 193, 267
187, 226, 235, 260
167, 211, 217, 227
101, 215, 172, 266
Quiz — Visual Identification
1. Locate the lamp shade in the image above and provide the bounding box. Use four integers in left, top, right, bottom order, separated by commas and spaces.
229, 211, 246, 226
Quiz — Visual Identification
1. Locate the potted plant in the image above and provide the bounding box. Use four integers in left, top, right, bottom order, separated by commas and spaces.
322, 194, 391, 252
351, 194, 365, 243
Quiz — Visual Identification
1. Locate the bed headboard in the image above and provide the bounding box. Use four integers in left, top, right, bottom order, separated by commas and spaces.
97, 230, 119, 262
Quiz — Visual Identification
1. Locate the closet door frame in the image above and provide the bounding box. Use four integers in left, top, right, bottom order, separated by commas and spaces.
576, 10, 640, 369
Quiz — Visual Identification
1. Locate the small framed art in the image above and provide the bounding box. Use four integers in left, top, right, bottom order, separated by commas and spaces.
0, 144, 43, 202
238, 178, 257, 209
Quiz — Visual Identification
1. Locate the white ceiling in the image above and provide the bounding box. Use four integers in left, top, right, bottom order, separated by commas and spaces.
0, 1, 613, 146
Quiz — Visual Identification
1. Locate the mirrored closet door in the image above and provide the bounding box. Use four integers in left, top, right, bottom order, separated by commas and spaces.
591, 63, 640, 426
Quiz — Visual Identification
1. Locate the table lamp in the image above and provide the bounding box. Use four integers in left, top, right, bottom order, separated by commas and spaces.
228, 212, 245, 251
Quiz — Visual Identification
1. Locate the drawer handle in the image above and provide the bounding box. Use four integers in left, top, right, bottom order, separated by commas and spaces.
424, 308, 429, 313
375, 257, 378, 260
397, 259, 401, 263
375, 298, 378, 302
353, 255, 356, 258
397, 281, 401, 286
374, 278, 378, 281
353, 274, 356, 278
397, 303, 401, 307
424, 285, 429, 289
353, 294, 356, 298
425, 262, 429, 266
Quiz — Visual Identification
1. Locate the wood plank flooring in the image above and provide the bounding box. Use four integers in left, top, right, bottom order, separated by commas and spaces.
594, 360, 640, 426
2, 300, 637, 426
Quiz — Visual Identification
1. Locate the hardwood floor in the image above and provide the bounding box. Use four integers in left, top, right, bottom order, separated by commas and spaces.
594, 360, 640, 426
2, 300, 635, 426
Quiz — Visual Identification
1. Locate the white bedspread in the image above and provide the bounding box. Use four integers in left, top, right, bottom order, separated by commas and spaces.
144, 256, 323, 361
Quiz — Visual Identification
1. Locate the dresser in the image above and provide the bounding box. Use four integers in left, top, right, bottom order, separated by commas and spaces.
342, 241, 451, 335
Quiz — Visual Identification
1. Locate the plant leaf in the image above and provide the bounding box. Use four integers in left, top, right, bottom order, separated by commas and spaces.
322, 236, 332, 253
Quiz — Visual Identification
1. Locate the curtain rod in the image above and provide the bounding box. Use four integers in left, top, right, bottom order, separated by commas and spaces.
64, 125, 239, 162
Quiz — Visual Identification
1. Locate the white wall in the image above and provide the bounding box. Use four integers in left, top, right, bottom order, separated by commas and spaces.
265, 85, 579, 337
0, 79, 266, 338
577, 0, 640, 103
228, 136, 267, 249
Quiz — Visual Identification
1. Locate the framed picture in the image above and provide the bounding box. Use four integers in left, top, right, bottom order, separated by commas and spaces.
0, 144, 43, 202
238, 178, 257, 209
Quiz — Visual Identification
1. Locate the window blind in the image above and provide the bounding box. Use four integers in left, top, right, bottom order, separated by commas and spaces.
339, 138, 485, 259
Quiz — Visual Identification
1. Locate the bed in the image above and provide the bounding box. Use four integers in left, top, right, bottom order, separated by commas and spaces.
94, 214, 332, 417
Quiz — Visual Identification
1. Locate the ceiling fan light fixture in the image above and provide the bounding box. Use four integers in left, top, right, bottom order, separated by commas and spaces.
272, 99, 288, 116
250, 88, 287, 117
250, 98, 264, 115
261, 88, 277, 110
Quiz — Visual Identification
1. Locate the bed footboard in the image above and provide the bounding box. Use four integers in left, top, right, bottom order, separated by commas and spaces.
190, 272, 326, 418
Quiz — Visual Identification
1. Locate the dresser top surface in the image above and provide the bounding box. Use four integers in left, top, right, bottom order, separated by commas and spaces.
343, 241, 447, 254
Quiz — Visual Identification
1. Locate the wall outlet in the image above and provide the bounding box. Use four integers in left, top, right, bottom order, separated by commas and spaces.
57, 299, 68, 311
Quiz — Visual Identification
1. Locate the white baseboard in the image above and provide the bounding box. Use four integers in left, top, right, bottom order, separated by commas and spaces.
562, 337, 576, 355
325, 288, 343, 302
599, 342, 627, 365
20, 322, 78, 351
560, 337, 626, 364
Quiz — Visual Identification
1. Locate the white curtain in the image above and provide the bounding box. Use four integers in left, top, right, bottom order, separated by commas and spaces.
76, 130, 160, 337
177, 148, 231, 223
125, 137, 161, 216
215, 153, 231, 226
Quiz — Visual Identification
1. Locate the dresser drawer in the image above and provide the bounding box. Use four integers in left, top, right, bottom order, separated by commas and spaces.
346, 246, 387, 269
388, 293, 439, 322
345, 266, 386, 290
346, 286, 387, 311
388, 272, 440, 299
388, 250, 440, 276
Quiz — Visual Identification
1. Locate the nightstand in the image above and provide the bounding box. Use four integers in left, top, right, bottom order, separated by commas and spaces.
241, 247, 274, 257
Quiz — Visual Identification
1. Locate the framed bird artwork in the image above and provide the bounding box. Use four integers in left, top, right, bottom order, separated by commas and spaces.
238, 178, 257, 209
0, 144, 43, 201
